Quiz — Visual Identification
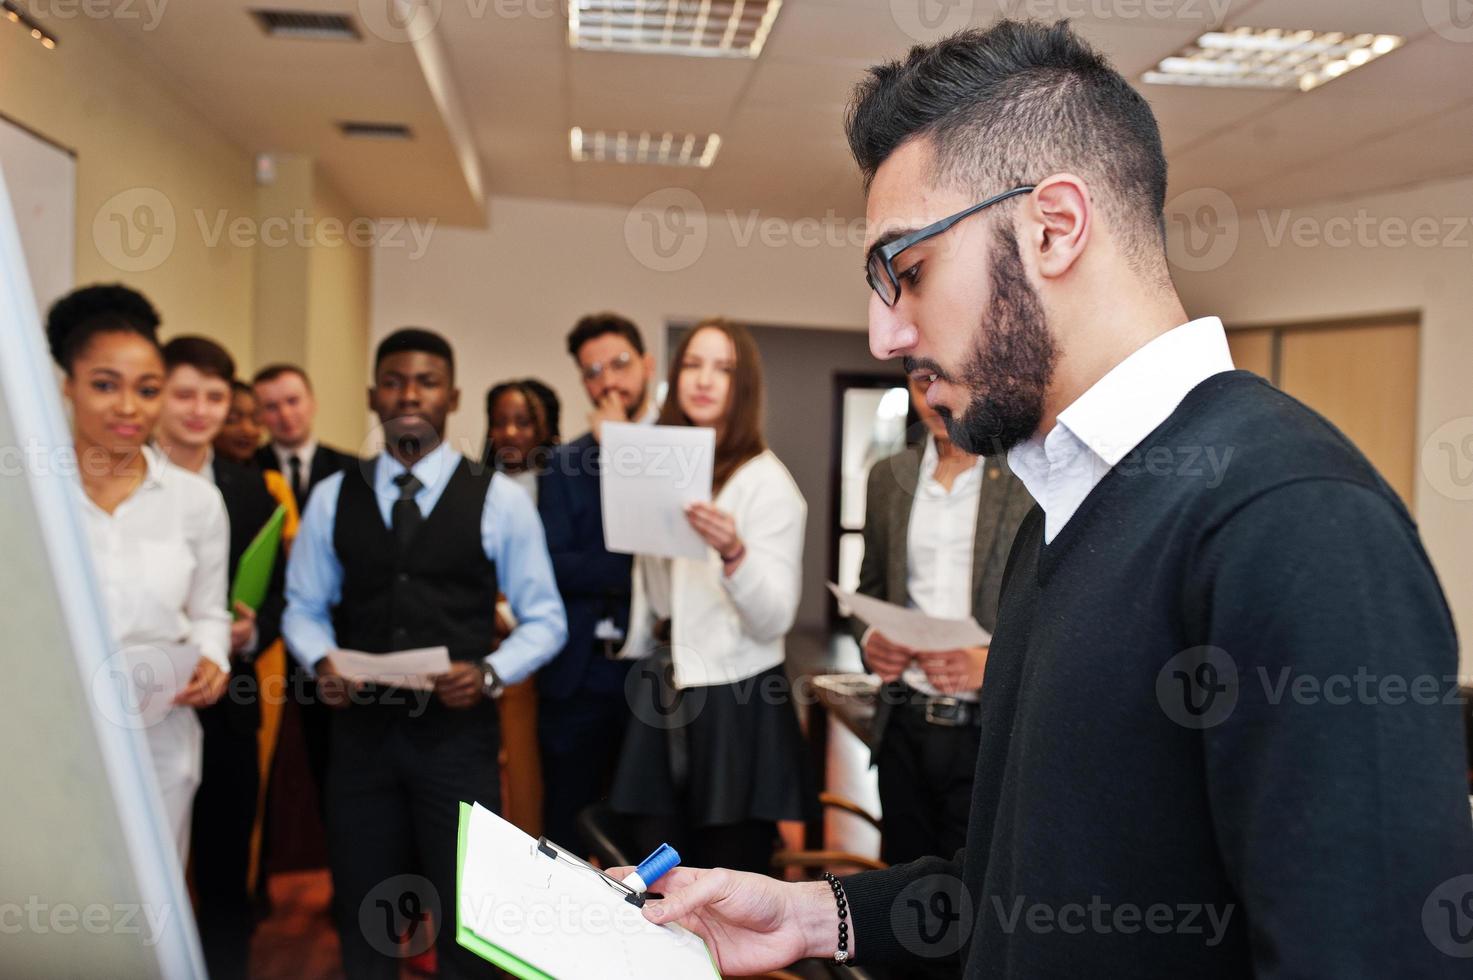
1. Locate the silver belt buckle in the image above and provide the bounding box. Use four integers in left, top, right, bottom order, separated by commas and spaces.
925, 695, 966, 727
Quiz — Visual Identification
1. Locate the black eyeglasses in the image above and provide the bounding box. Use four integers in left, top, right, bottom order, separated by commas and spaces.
864, 185, 1035, 307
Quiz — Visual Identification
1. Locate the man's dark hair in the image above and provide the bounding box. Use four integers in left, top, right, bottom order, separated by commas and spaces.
231, 379, 254, 398
252, 363, 312, 390
162, 335, 236, 382
376, 327, 455, 377
46, 283, 162, 374
566, 312, 645, 359
846, 19, 1169, 272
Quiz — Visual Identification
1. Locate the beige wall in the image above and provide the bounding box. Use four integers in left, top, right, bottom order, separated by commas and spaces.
0, 15, 256, 361
370, 194, 868, 456
305, 175, 373, 451
0, 20, 371, 449
1172, 174, 1473, 678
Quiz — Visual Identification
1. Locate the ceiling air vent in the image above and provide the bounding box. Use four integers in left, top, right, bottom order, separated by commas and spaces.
337, 122, 414, 141
250, 9, 361, 41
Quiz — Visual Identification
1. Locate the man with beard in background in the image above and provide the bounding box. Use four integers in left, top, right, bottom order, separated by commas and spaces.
283, 328, 566, 978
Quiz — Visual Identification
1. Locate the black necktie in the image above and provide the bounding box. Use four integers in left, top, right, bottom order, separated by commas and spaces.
288, 454, 305, 507
392, 472, 425, 555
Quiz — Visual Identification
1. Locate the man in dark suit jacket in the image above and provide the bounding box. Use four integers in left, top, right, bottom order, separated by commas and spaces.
251, 363, 357, 801
536, 313, 657, 850
851, 377, 1033, 868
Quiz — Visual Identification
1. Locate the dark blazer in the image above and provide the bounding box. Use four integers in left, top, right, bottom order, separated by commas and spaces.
254, 441, 357, 511
850, 443, 1034, 752
535, 433, 634, 701
205, 455, 287, 733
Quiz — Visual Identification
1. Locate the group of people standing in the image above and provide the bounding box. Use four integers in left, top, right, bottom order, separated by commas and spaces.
50, 289, 852, 977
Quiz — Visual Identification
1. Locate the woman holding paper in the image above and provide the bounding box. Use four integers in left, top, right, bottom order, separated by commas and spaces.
47, 285, 231, 860
610, 318, 813, 875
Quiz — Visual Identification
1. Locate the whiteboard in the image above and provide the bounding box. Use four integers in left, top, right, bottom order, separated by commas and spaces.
0, 165, 202, 976
0, 115, 75, 312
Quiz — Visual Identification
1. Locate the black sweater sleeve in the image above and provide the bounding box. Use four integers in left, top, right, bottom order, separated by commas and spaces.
1188, 477, 1473, 978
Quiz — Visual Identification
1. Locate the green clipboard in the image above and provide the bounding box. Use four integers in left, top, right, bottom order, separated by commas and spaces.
455, 802, 555, 979
229, 504, 286, 611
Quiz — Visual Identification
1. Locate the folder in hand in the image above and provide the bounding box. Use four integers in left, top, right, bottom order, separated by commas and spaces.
455, 803, 718, 980
229, 504, 286, 612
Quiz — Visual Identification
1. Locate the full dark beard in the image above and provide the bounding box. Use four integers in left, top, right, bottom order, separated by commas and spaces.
943, 225, 1057, 457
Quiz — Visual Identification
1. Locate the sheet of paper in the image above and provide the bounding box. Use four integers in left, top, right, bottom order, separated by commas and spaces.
327, 646, 451, 691
457, 803, 719, 980
600, 422, 715, 561
98, 642, 204, 729
828, 582, 992, 652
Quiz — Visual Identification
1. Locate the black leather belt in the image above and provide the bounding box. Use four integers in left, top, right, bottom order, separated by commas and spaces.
900, 691, 982, 728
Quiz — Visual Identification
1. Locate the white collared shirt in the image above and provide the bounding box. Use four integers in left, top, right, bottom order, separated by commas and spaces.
904, 436, 985, 700
273, 437, 318, 488
75, 445, 233, 669
1007, 317, 1235, 544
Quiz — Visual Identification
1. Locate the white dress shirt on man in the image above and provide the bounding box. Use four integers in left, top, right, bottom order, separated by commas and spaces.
1007, 316, 1235, 544
75, 445, 232, 858
903, 435, 985, 701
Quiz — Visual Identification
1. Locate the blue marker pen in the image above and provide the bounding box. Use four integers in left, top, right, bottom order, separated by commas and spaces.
621, 843, 681, 893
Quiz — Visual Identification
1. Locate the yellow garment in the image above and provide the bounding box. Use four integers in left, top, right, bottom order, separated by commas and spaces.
248, 467, 299, 889
261, 468, 300, 548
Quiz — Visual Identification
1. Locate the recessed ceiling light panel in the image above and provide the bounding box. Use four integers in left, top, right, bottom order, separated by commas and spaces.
568, 0, 782, 58
570, 127, 722, 168
1143, 27, 1403, 92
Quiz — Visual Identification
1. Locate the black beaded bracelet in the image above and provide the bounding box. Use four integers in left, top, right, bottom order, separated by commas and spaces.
821, 872, 853, 966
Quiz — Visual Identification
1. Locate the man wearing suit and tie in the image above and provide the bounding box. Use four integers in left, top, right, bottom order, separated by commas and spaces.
852, 375, 1032, 867
535, 313, 658, 851
251, 363, 356, 799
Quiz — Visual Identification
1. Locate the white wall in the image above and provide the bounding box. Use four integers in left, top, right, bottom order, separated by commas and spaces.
1172, 174, 1473, 678
371, 193, 868, 456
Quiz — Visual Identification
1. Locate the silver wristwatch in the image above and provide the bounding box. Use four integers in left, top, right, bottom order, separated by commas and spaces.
481, 661, 506, 699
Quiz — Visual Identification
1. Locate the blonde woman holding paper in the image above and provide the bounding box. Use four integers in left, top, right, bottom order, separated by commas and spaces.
611, 318, 815, 875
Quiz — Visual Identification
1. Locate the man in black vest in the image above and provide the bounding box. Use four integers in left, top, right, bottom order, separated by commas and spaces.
283, 329, 567, 978
618, 21, 1473, 978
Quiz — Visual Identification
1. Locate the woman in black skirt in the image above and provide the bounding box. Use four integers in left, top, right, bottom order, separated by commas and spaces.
610, 318, 814, 875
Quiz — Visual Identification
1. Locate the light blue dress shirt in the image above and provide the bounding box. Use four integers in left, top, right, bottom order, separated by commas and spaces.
283, 442, 567, 685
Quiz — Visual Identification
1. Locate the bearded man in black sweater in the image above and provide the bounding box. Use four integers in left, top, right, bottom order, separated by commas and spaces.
618, 19, 1473, 978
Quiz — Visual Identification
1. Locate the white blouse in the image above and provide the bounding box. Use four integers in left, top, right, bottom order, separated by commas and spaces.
624, 449, 807, 689
76, 445, 232, 670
